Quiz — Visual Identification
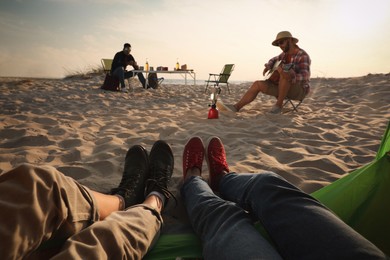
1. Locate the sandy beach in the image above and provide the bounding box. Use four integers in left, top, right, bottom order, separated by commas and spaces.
0, 73, 389, 233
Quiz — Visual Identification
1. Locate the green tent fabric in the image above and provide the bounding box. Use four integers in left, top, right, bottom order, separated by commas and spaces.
145, 121, 390, 259
311, 120, 390, 255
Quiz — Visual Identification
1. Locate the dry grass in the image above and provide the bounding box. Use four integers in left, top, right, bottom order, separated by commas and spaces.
64, 65, 104, 79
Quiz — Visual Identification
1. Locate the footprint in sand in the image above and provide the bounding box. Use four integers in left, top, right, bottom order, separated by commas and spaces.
0, 135, 55, 148
0, 128, 26, 139
59, 139, 82, 149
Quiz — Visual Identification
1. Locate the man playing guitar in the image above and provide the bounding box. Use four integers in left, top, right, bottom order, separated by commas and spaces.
230, 31, 311, 114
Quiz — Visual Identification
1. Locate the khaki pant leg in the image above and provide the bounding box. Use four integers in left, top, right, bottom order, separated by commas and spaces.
264, 80, 306, 100
0, 164, 99, 260
52, 205, 162, 260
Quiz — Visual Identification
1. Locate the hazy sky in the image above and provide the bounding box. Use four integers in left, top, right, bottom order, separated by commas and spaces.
0, 0, 389, 81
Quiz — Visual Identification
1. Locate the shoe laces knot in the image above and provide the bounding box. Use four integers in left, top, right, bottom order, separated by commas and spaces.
210, 148, 228, 175
184, 150, 203, 169
146, 164, 177, 206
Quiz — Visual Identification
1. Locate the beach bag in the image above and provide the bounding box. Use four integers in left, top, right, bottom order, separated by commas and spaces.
101, 74, 119, 91
148, 73, 159, 89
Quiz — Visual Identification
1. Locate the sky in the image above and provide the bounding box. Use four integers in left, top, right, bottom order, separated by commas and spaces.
0, 0, 389, 81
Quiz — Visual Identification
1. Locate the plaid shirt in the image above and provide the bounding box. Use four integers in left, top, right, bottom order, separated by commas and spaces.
265, 47, 311, 92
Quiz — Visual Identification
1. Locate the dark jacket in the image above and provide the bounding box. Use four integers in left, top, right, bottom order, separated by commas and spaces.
111, 51, 135, 73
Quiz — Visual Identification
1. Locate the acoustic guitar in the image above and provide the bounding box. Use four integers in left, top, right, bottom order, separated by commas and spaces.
264, 60, 282, 82
264, 60, 295, 83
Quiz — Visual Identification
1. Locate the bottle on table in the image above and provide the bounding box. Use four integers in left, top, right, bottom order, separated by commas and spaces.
175, 59, 180, 71
145, 59, 149, 71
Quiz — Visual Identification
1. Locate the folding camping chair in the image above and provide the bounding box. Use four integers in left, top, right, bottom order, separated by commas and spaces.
101, 59, 113, 74
282, 86, 311, 113
205, 64, 235, 94
100, 59, 119, 91
282, 97, 304, 113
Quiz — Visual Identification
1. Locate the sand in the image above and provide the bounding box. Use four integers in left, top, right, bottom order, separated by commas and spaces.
0, 73, 389, 232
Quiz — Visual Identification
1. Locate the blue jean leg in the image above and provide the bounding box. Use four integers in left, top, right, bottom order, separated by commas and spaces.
220, 172, 386, 260
181, 176, 282, 260
131, 71, 146, 87
112, 67, 146, 88
112, 67, 126, 88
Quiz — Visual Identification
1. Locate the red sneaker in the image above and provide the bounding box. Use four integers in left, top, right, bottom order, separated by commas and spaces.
206, 137, 229, 191
182, 137, 205, 180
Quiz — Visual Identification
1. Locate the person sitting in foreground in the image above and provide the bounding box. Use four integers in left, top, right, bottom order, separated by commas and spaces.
111, 43, 148, 92
181, 136, 385, 259
0, 140, 174, 259
230, 31, 311, 114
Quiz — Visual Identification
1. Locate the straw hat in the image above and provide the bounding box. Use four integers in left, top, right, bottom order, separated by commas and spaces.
272, 31, 299, 46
